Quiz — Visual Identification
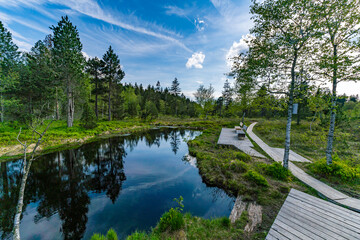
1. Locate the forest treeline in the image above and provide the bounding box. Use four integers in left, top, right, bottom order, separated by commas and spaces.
0, 14, 359, 133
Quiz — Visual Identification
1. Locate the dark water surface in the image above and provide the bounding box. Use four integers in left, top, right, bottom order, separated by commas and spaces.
0, 128, 234, 239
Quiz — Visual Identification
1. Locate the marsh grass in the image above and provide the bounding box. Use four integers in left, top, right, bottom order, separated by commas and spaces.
252, 118, 360, 195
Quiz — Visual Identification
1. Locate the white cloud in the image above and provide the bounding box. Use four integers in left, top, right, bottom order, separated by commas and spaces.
82, 51, 90, 60
186, 52, 205, 69
196, 81, 203, 84
226, 34, 253, 67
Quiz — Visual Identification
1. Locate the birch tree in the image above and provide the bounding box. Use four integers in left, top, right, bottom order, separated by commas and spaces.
13, 120, 53, 240
51, 16, 85, 127
316, 0, 360, 164
240, 0, 319, 168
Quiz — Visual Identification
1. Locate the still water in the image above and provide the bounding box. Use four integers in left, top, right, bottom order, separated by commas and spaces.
0, 128, 234, 239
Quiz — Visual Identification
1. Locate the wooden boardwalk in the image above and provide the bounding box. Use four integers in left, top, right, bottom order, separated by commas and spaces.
247, 122, 360, 212
217, 128, 265, 158
266, 189, 360, 240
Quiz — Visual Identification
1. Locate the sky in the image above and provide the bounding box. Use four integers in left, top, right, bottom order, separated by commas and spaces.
0, 0, 359, 98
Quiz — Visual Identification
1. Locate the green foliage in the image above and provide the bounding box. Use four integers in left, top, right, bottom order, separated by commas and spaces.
263, 162, 291, 181
90, 228, 118, 240
91, 233, 106, 240
106, 228, 118, 240
244, 170, 269, 187
81, 102, 97, 129
229, 160, 249, 173
235, 152, 251, 162
310, 156, 360, 182
158, 196, 184, 233
219, 217, 230, 228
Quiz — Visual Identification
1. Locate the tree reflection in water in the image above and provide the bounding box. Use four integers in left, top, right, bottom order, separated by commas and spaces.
0, 128, 198, 239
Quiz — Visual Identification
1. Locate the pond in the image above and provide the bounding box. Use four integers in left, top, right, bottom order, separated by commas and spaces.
0, 128, 235, 240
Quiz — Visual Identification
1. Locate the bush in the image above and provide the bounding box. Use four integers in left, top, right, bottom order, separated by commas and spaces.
244, 170, 269, 187
220, 217, 231, 228
310, 156, 360, 182
264, 162, 291, 181
229, 160, 249, 173
106, 228, 118, 240
90, 228, 118, 240
158, 196, 185, 232
235, 152, 251, 162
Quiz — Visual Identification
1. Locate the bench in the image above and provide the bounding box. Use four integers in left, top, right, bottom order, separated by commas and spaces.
236, 129, 246, 140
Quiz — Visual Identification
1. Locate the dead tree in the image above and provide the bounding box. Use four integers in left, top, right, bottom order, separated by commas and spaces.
13, 120, 52, 240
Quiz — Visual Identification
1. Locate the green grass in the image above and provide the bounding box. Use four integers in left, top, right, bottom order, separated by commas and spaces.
0, 117, 240, 161
251, 118, 360, 196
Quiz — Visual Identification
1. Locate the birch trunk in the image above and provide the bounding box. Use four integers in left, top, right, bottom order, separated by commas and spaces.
108, 78, 111, 121
326, 44, 338, 165
283, 51, 297, 169
13, 147, 32, 240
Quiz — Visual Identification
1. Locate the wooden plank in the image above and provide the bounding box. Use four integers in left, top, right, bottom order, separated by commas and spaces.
286, 195, 360, 232
274, 218, 313, 240
277, 212, 335, 240
271, 222, 303, 240
281, 203, 354, 240
283, 200, 360, 239
266, 228, 290, 240
290, 190, 360, 223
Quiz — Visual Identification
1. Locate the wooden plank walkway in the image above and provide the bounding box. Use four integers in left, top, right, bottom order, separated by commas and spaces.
266, 189, 360, 240
247, 122, 360, 212
217, 128, 265, 158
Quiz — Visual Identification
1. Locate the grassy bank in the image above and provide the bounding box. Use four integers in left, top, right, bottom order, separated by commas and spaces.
252, 118, 360, 197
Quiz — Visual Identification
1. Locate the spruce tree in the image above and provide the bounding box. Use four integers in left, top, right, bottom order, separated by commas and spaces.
102, 46, 125, 121
0, 21, 20, 122
50, 16, 85, 127
222, 79, 233, 108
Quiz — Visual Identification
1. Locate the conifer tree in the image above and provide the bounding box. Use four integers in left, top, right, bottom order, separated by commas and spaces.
86, 57, 105, 119
102, 46, 125, 121
51, 16, 85, 127
0, 21, 20, 122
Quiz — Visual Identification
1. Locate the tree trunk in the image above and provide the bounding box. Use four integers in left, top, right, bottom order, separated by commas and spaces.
297, 103, 301, 125
95, 80, 98, 120
108, 79, 111, 121
67, 85, 74, 127
326, 44, 338, 165
283, 51, 298, 169
13, 148, 33, 240
1, 92, 4, 123
56, 87, 60, 120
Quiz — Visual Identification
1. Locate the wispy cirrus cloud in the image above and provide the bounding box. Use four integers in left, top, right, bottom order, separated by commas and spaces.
0, 0, 192, 52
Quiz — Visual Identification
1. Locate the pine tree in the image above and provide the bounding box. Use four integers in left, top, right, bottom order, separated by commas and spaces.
222, 79, 233, 108
86, 57, 105, 119
102, 46, 125, 121
170, 77, 181, 96
51, 16, 85, 127
0, 21, 20, 122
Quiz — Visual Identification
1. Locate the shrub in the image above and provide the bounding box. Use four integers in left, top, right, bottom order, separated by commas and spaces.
230, 160, 249, 173
310, 156, 360, 182
235, 152, 251, 162
91, 233, 106, 240
126, 231, 151, 240
244, 170, 269, 187
264, 162, 291, 181
158, 196, 185, 232
106, 228, 118, 240
220, 217, 231, 228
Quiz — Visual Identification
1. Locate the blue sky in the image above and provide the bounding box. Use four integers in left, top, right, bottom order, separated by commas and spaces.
0, 0, 358, 97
